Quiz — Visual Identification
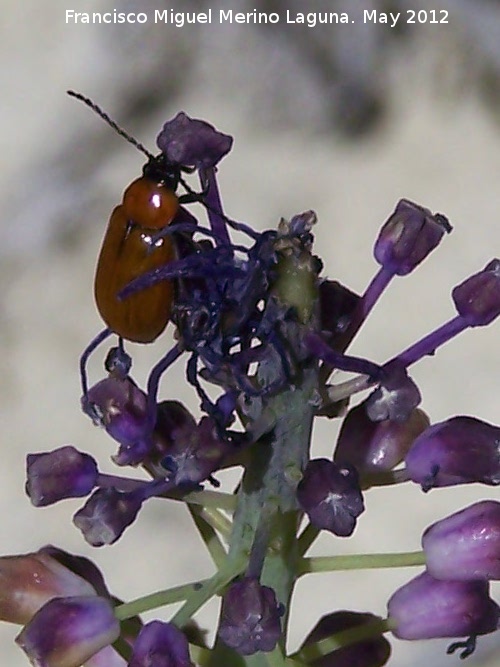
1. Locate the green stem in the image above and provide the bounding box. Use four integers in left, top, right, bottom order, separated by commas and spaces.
291, 617, 391, 663
194, 505, 233, 542
297, 523, 320, 557
180, 489, 237, 511
298, 550, 426, 575
172, 555, 247, 628
189, 505, 228, 567
115, 578, 210, 620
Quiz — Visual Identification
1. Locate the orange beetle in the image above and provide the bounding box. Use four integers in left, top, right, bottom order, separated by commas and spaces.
94, 166, 179, 344
68, 91, 195, 345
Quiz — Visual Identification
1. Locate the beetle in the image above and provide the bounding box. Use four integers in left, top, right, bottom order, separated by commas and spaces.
68, 91, 217, 401
68, 91, 205, 345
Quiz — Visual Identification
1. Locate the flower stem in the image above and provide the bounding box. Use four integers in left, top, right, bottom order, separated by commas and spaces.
298, 550, 426, 576
291, 616, 391, 663
172, 555, 247, 628
114, 579, 211, 620
189, 505, 228, 567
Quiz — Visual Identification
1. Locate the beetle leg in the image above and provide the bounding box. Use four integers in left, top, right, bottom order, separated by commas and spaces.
79, 328, 113, 398
145, 343, 184, 432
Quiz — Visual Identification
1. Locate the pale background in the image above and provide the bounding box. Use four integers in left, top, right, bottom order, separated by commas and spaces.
1, 1, 500, 665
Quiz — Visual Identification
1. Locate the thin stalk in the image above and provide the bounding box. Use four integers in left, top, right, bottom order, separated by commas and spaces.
291, 617, 391, 663
115, 578, 211, 620
298, 550, 426, 576
172, 556, 247, 628
189, 505, 228, 567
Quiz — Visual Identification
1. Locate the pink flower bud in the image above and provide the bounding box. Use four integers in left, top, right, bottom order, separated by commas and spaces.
0, 549, 95, 625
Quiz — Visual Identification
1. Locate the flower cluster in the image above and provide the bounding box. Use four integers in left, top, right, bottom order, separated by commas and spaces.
5, 109, 500, 666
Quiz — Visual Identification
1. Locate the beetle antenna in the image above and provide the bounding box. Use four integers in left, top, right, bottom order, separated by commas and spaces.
67, 90, 155, 160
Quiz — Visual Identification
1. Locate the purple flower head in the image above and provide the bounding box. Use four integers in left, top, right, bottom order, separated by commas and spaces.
218, 577, 283, 656
366, 361, 421, 423
129, 621, 193, 667
302, 611, 391, 667
0, 548, 96, 625
297, 459, 365, 537
373, 199, 451, 276
26, 446, 98, 507
156, 112, 233, 169
15, 595, 120, 667
161, 416, 231, 488
73, 488, 144, 547
452, 258, 500, 326
405, 416, 500, 490
423, 501, 500, 581
334, 402, 429, 474
86, 376, 152, 466
387, 571, 500, 641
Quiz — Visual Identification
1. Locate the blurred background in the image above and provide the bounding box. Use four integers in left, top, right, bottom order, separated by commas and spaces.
1, 0, 500, 665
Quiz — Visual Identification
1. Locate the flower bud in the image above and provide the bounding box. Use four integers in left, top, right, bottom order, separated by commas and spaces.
38, 546, 110, 598
373, 199, 451, 276
157, 112, 233, 169
297, 459, 364, 537
365, 362, 421, 423
86, 376, 151, 466
423, 501, 500, 581
0, 549, 95, 625
73, 488, 143, 547
129, 621, 193, 667
218, 578, 282, 655
160, 416, 231, 487
387, 571, 500, 641
405, 416, 500, 490
15, 596, 120, 667
302, 611, 391, 667
452, 259, 500, 326
26, 446, 98, 507
335, 401, 429, 473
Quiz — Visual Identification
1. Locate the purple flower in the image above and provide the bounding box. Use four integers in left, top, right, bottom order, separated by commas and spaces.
157, 112, 233, 169
301, 611, 391, 667
26, 446, 98, 507
373, 199, 451, 276
405, 416, 500, 490
128, 621, 193, 667
160, 416, 231, 487
297, 459, 364, 537
452, 258, 500, 326
15, 596, 120, 667
387, 571, 500, 641
73, 488, 144, 547
423, 501, 500, 581
365, 362, 421, 423
86, 376, 152, 466
335, 401, 429, 473
218, 578, 283, 655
